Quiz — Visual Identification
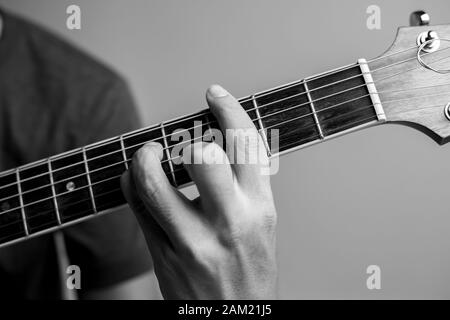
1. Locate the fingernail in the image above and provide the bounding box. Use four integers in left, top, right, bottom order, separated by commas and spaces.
208, 84, 229, 98
142, 142, 163, 160
144, 141, 162, 150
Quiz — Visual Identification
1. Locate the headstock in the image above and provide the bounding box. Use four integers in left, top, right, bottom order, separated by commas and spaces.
369, 12, 450, 144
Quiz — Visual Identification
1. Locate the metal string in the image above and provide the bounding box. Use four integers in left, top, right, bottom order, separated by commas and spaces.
1, 44, 450, 224
1, 43, 448, 192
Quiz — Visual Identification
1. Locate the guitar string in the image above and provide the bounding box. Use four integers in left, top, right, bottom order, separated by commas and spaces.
0, 109, 383, 228
1, 100, 442, 235
0, 45, 449, 210
1, 103, 380, 212
0, 186, 127, 240
0, 77, 449, 207
2, 49, 450, 239
1, 42, 448, 189
3, 115, 381, 235
188, 42, 426, 110
0, 43, 443, 184
0, 97, 447, 233
8, 98, 444, 234
267, 116, 380, 155
0, 77, 385, 187
56, 43, 450, 152
1, 44, 449, 194
0, 75, 450, 210
0, 97, 446, 223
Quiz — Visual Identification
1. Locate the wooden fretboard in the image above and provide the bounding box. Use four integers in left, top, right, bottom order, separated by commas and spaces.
0, 60, 384, 248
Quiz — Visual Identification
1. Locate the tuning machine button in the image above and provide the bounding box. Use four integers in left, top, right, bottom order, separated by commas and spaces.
410, 10, 430, 26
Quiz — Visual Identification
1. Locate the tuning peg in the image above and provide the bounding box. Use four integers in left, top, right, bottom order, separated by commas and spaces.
410, 10, 430, 26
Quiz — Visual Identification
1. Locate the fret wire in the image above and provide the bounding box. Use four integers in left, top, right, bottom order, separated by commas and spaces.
303, 81, 324, 139
239, 43, 422, 111
1, 110, 368, 235
254, 89, 374, 138
250, 45, 437, 113
0, 102, 381, 218
0, 43, 445, 191
274, 115, 379, 154
0, 43, 440, 245
5, 94, 400, 215
6, 75, 355, 187
160, 122, 177, 187
0, 90, 404, 205
15, 169, 29, 236
0, 52, 430, 190
0, 184, 130, 233
10, 172, 121, 215
262, 102, 377, 133
119, 135, 129, 170
82, 147, 97, 213
204, 113, 213, 138
0, 107, 382, 226
47, 159, 62, 225
0, 81, 372, 192
0, 56, 435, 192
250, 71, 358, 111
2, 47, 449, 196
1, 43, 444, 245
252, 95, 271, 157
0, 83, 414, 206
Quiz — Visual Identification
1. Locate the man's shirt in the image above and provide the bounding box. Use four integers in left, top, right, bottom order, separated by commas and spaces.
0, 10, 152, 299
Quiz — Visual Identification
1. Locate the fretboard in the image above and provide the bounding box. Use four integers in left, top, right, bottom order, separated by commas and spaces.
0, 59, 385, 248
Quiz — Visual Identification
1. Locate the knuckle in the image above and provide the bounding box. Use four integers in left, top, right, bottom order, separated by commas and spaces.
217, 205, 254, 246
225, 202, 277, 244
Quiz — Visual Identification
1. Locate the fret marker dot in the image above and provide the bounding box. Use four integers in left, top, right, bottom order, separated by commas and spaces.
66, 181, 76, 192
1, 202, 10, 212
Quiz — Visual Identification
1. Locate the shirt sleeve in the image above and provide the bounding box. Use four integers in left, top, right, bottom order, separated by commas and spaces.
62, 75, 153, 291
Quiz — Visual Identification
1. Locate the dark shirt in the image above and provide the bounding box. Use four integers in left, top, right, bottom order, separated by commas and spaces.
0, 10, 152, 299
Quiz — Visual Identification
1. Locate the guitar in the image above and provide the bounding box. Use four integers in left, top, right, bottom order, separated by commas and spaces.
1, 17, 449, 249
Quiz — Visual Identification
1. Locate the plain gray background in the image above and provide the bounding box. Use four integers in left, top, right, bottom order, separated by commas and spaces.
2, 0, 450, 299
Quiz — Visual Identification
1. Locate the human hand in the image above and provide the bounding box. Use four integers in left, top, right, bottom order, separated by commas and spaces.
121, 85, 277, 299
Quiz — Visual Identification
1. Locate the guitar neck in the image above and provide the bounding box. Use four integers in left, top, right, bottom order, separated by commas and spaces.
0, 58, 386, 248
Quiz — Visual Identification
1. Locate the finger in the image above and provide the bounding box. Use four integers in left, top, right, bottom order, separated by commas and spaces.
206, 85, 269, 189
182, 142, 236, 212
120, 170, 171, 256
130, 142, 194, 244
207, 85, 255, 130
